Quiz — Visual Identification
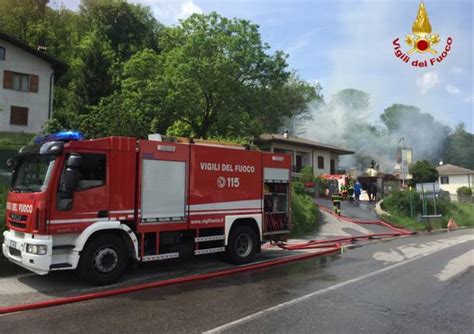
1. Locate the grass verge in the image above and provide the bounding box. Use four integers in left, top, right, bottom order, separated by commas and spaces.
382, 190, 474, 231
0, 132, 35, 150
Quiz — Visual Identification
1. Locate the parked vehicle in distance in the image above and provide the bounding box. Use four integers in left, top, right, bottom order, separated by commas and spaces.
2, 132, 291, 285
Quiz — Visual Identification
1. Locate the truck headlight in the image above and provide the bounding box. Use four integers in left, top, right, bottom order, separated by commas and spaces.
26, 244, 47, 255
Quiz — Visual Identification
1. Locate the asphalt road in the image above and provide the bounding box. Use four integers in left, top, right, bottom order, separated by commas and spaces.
316, 198, 379, 221
0, 229, 472, 334
315, 198, 396, 235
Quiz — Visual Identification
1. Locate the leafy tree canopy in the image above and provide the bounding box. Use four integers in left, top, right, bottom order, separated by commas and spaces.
441, 123, 474, 169
81, 12, 319, 139
409, 160, 439, 184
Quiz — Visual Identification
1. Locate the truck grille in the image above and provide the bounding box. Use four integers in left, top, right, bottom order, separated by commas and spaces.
9, 221, 27, 229
9, 213, 27, 221
9, 247, 21, 258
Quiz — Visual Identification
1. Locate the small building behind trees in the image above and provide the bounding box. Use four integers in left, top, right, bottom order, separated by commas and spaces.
256, 132, 354, 177
0, 32, 66, 133
436, 163, 474, 195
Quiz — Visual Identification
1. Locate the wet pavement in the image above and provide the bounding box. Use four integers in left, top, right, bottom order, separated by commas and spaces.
0, 247, 319, 307
0, 200, 399, 307
316, 197, 379, 221
315, 198, 395, 235
0, 229, 472, 333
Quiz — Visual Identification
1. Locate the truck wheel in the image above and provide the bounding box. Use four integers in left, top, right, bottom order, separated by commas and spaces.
226, 225, 257, 264
79, 234, 128, 285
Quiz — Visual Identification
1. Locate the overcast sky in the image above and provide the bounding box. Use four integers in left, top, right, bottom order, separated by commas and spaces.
50, 0, 473, 132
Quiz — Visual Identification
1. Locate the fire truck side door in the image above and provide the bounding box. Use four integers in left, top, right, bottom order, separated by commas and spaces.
49, 152, 110, 228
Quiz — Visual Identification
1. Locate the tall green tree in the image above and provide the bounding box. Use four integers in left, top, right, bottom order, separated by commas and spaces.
83, 12, 317, 139
155, 12, 314, 138
73, 30, 115, 111
0, 0, 44, 42
80, 0, 162, 61
441, 123, 474, 169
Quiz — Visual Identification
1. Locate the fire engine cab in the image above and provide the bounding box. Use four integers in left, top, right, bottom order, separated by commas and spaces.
2, 132, 291, 285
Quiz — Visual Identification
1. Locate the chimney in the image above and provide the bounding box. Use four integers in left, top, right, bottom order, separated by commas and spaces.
283, 130, 289, 139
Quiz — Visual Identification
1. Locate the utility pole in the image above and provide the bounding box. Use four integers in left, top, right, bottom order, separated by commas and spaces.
399, 137, 405, 187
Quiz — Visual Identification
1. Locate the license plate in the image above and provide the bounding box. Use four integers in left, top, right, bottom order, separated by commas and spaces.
9, 240, 17, 249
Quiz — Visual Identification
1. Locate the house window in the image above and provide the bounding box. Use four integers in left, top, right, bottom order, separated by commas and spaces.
3, 71, 39, 92
10, 106, 28, 126
0, 47, 5, 60
12, 72, 30, 92
440, 176, 449, 184
317, 156, 324, 169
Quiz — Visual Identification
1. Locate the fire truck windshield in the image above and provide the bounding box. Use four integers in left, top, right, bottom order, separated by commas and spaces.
11, 155, 56, 193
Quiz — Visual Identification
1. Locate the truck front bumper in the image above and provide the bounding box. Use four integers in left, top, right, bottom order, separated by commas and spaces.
2, 230, 53, 275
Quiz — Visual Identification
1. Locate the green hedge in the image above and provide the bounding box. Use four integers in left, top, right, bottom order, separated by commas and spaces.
457, 186, 472, 196
291, 181, 319, 236
0, 132, 35, 150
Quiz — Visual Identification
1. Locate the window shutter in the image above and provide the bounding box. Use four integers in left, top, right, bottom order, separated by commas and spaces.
3, 70, 13, 89
30, 74, 39, 93
10, 106, 28, 126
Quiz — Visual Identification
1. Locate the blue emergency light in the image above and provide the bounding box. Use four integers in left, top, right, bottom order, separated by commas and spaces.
34, 131, 84, 144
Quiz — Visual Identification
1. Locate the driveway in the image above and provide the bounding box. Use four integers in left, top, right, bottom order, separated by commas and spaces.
314, 198, 398, 236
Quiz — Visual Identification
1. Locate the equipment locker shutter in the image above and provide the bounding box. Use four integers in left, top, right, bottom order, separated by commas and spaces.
264, 167, 289, 182
141, 159, 186, 220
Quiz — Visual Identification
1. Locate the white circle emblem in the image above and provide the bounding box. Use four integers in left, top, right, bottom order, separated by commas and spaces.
217, 176, 226, 188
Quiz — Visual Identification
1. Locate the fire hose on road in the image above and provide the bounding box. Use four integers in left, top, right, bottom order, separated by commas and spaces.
272, 204, 413, 251
0, 205, 412, 316
317, 204, 413, 235
0, 246, 341, 316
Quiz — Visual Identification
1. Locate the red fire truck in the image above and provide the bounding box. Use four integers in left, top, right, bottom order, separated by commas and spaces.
2, 132, 291, 285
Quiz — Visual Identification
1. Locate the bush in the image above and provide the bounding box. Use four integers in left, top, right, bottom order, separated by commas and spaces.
291, 180, 318, 236
0, 132, 35, 150
382, 190, 421, 217
457, 186, 472, 196
382, 189, 474, 230
299, 166, 314, 183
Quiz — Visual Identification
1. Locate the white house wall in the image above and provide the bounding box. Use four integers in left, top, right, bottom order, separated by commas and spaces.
270, 143, 340, 176
438, 174, 474, 194
0, 39, 54, 133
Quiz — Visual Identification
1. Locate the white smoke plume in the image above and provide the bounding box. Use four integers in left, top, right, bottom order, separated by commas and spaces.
299, 89, 449, 172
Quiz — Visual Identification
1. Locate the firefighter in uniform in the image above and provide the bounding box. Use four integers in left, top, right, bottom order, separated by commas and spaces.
348, 179, 354, 201
340, 183, 347, 200
331, 192, 343, 216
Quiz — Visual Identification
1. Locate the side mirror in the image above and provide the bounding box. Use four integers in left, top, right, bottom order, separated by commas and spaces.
6, 158, 13, 169
64, 168, 80, 191
64, 154, 82, 191
66, 154, 82, 168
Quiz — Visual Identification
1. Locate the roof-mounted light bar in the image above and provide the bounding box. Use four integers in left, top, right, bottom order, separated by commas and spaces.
34, 131, 84, 145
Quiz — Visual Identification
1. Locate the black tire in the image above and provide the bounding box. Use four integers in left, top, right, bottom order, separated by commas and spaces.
226, 225, 258, 264
78, 234, 128, 286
